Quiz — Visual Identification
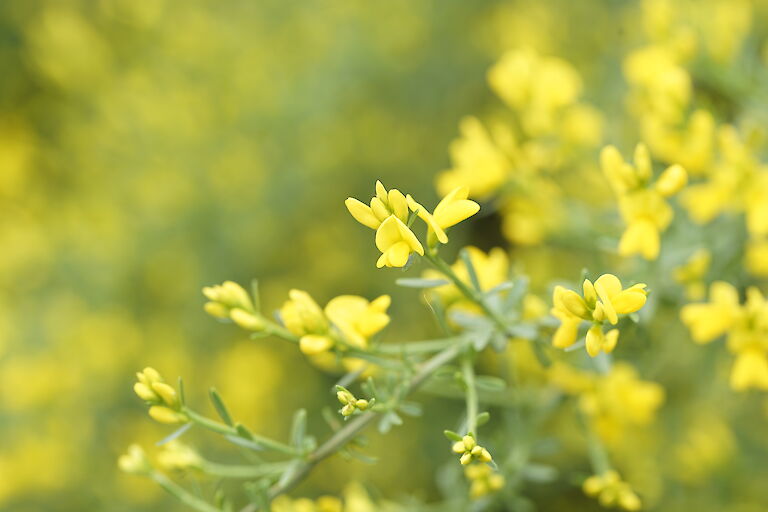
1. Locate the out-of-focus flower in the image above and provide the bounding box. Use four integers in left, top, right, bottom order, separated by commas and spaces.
406, 186, 480, 246
464, 463, 504, 499
600, 143, 686, 260
583, 470, 641, 511
156, 441, 203, 472
118, 444, 152, 476
673, 249, 711, 300
681, 283, 768, 391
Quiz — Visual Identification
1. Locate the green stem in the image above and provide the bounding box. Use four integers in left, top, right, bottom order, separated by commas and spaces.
424, 252, 513, 337
201, 461, 290, 479
461, 356, 478, 436
150, 471, 221, 512
185, 409, 297, 456
375, 336, 465, 354
579, 409, 611, 475
239, 342, 465, 512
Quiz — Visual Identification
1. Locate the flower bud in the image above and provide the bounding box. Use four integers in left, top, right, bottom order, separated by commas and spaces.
118, 444, 151, 475
134, 382, 157, 402
462, 435, 476, 451
151, 382, 179, 408
655, 164, 687, 197
230, 309, 265, 331
149, 405, 187, 424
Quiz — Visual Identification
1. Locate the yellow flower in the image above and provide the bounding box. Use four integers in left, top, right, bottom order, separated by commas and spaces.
345, 180, 409, 229
118, 444, 151, 475
280, 289, 334, 355
600, 143, 687, 260
583, 470, 641, 511
134, 367, 188, 424
436, 116, 513, 199
682, 283, 768, 391
730, 349, 768, 391
680, 281, 740, 343
157, 441, 203, 472
406, 186, 480, 246
374, 215, 424, 268
465, 463, 505, 499
325, 295, 390, 349
747, 237, 768, 277
551, 274, 647, 356
203, 280, 264, 331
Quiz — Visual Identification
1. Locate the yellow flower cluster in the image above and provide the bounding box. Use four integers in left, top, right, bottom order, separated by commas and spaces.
133, 367, 188, 424
600, 143, 687, 260
437, 48, 602, 246
549, 362, 664, 443
464, 463, 504, 499
552, 274, 648, 357
583, 470, 641, 511
117, 445, 151, 476
336, 386, 371, 417
451, 434, 492, 466
203, 281, 264, 331
346, 181, 479, 267
681, 283, 768, 391
281, 290, 391, 355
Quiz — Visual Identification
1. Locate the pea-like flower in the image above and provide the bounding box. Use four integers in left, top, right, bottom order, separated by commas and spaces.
345, 180, 409, 229
280, 289, 334, 355
374, 215, 424, 268
325, 295, 391, 349
134, 367, 188, 424
681, 283, 768, 391
583, 470, 641, 511
601, 143, 687, 260
551, 274, 647, 356
406, 186, 480, 246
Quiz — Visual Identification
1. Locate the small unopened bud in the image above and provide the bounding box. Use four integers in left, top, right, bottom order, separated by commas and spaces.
478, 448, 493, 462
452, 441, 466, 454
230, 309, 265, 331
655, 164, 687, 197
355, 399, 369, 410
341, 404, 355, 416
149, 406, 187, 425
460, 452, 473, 465
134, 382, 157, 402
462, 435, 476, 451
204, 301, 229, 318
151, 382, 179, 408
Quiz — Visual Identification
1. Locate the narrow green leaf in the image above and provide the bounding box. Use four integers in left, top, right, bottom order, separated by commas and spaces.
475, 375, 507, 392
177, 376, 186, 406
290, 409, 307, 449
476, 411, 491, 426
396, 277, 450, 288
444, 430, 463, 442
209, 388, 234, 426
459, 248, 481, 291
235, 423, 254, 439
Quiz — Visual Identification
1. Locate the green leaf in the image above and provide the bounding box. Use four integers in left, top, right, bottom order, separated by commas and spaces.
476, 411, 491, 426
396, 277, 450, 288
444, 430, 463, 442
235, 423, 254, 440
504, 275, 529, 310
378, 411, 403, 434
177, 377, 186, 406
485, 281, 516, 297
459, 248, 481, 291
508, 323, 538, 340
475, 375, 507, 392
290, 409, 307, 449
398, 401, 422, 417
209, 388, 234, 426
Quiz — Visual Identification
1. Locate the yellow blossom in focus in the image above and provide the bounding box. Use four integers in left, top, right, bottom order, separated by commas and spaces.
374, 215, 424, 268
583, 470, 641, 511
345, 180, 409, 229
551, 274, 647, 356
280, 289, 334, 355
451, 434, 493, 466
133, 367, 188, 424
406, 186, 480, 246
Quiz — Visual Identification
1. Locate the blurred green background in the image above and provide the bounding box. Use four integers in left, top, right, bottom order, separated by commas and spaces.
0, 0, 526, 509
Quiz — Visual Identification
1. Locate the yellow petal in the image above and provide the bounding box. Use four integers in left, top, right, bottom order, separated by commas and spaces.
385, 241, 411, 267
730, 350, 768, 391
619, 219, 660, 260
611, 289, 647, 314
395, 218, 424, 255
594, 274, 622, 297
603, 329, 619, 353
388, 189, 409, 221
375, 180, 387, 202
585, 325, 604, 357
345, 197, 381, 229
375, 216, 401, 251
655, 164, 687, 197
299, 335, 334, 355
370, 197, 390, 222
